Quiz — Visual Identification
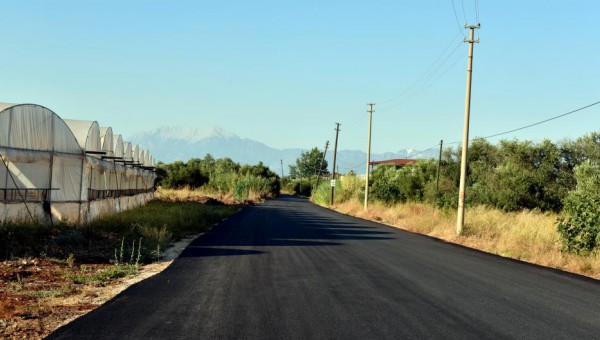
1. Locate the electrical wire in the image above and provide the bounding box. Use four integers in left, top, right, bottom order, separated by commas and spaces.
377, 32, 462, 106
475, 101, 600, 141
338, 161, 366, 172
444, 100, 600, 146
461, 0, 467, 24
345, 109, 366, 129
406, 145, 440, 159
412, 48, 466, 97
450, 0, 467, 38
475, 0, 480, 23
378, 41, 464, 112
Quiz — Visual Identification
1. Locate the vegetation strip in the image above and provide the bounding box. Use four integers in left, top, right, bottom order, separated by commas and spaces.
0, 194, 242, 339
314, 196, 600, 280
278, 131, 600, 279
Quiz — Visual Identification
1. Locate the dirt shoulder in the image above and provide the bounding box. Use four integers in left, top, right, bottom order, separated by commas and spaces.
319, 199, 600, 281
0, 233, 200, 339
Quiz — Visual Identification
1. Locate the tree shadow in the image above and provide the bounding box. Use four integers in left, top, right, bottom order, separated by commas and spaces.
180, 247, 264, 257
180, 194, 395, 257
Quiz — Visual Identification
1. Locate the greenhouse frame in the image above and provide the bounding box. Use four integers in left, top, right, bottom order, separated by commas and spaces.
0, 103, 156, 224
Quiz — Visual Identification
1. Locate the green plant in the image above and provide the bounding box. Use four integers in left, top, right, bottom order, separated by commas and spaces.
53, 229, 86, 247
312, 181, 331, 205
557, 162, 600, 254
158, 155, 280, 198
66, 254, 75, 268
114, 237, 125, 264
67, 264, 139, 286
92, 201, 237, 262
67, 237, 143, 286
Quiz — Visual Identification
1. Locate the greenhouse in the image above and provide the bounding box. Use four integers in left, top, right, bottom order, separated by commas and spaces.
0, 103, 156, 224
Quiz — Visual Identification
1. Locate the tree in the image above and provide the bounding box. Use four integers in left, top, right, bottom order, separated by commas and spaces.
557, 161, 600, 254
289, 147, 328, 179
215, 157, 240, 175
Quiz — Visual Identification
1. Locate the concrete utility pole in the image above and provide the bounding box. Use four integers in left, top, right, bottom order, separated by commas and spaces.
364, 103, 375, 210
280, 159, 284, 181
330, 123, 341, 206
315, 140, 329, 189
299, 157, 303, 194
456, 24, 480, 235
434, 139, 443, 208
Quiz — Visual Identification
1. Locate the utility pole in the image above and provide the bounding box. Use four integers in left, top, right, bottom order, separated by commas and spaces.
330, 123, 341, 206
300, 157, 303, 194
456, 24, 480, 235
364, 103, 374, 210
280, 159, 284, 181
315, 140, 329, 189
434, 140, 443, 209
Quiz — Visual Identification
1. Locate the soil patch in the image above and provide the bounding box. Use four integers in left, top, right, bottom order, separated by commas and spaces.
0, 234, 199, 340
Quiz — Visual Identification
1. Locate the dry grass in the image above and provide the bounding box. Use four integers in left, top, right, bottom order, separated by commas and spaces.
156, 186, 269, 205
329, 199, 600, 279
1, 191, 241, 339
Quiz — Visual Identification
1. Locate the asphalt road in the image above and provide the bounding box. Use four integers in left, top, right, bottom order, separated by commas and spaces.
49, 195, 600, 339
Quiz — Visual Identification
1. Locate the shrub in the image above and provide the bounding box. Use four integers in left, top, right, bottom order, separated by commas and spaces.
293, 180, 313, 197
311, 175, 362, 206
158, 155, 281, 199
557, 162, 600, 254
557, 193, 600, 254
312, 181, 331, 205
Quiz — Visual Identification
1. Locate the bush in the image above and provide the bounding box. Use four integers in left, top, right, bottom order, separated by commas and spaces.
557, 193, 600, 254
557, 162, 600, 254
293, 180, 313, 197
370, 161, 436, 205
312, 181, 331, 205
90, 200, 238, 261
158, 155, 280, 199
311, 175, 363, 206
337, 174, 363, 203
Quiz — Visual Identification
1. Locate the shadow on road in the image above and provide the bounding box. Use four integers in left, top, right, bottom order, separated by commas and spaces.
180, 247, 264, 257
179, 195, 394, 258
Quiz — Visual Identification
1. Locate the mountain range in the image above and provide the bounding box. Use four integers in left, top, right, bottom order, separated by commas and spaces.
129, 127, 437, 175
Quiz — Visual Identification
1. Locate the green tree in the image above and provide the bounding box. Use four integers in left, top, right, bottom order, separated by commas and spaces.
289, 148, 328, 179
214, 157, 240, 175
488, 139, 566, 211
370, 160, 437, 204
557, 162, 600, 254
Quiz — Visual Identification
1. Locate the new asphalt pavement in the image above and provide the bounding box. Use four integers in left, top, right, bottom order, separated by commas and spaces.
49, 195, 600, 339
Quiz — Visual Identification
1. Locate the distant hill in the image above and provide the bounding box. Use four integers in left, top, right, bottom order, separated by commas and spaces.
128, 126, 437, 175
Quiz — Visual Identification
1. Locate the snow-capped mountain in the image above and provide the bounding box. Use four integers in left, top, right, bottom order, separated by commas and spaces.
128, 126, 437, 175
133, 126, 237, 143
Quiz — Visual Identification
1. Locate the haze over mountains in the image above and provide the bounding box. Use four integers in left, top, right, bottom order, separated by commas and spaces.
129, 126, 437, 175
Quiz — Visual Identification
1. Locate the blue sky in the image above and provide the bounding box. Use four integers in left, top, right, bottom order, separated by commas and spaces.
0, 1, 598, 153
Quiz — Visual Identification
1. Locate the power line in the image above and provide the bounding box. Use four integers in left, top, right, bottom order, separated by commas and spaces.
450, 0, 467, 38
345, 109, 366, 128
461, 0, 467, 24
407, 145, 440, 159
378, 32, 462, 105
411, 48, 466, 97
379, 42, 464, 112
377, 0, 476, 111
475, 0, 480, 23
475, 101, 600, 141
444, 100, 600, 146
338, 161, 366, 171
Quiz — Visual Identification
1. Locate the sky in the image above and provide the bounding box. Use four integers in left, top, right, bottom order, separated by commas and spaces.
0, 1, 599, 154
